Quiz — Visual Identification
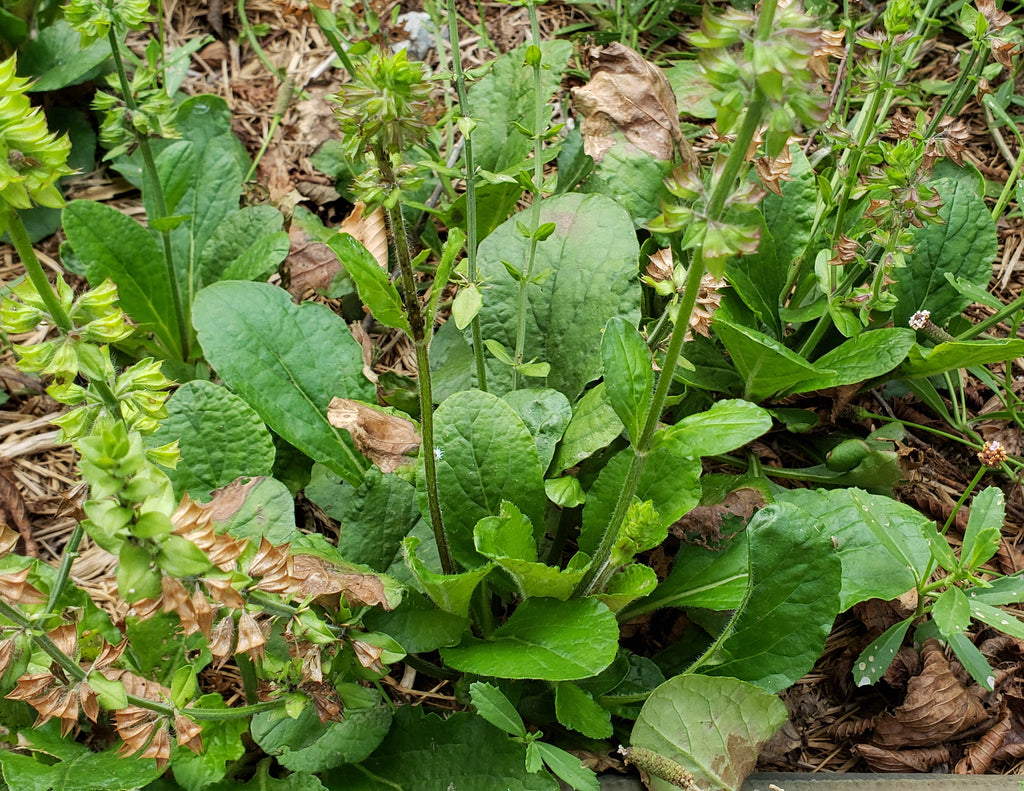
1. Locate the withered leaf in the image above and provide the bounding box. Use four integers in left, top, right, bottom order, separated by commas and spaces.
571, 43, 688, 164
286, 221, 344, 297
853, 743, 952, 772
955, 711, 1011, 773
327, 398, 421, 473
340, 201, 389, 269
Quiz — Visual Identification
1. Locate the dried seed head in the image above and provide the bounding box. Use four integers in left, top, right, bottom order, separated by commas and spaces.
235, 611, 267, 661
828, 235, 860, 266
175, 713, 204, 754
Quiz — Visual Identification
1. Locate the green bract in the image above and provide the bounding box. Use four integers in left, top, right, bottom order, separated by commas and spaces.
64, 0, 153, 45
0, 56, 73, 219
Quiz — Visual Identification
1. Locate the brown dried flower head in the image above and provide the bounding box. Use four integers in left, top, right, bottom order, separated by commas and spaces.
175, 713, 204, 754
978, 440, 1009, 468
828, 235, 860, 266
754, 146, 794, 196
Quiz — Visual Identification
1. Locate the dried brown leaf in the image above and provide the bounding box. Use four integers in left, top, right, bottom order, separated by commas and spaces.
0, 465, 36, 557
955, 711, 1011, 773
872, 639, 986, 748
0, 522, 19, 558
350, 321, 380, 385
286, 221, 344, 297
572, 43, 686, 163
340, 201, 389, 269
854, 743, 951, 772
327, 398, 421, 473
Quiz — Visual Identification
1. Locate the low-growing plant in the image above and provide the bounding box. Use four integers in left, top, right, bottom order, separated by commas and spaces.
4, 0, 1024, 790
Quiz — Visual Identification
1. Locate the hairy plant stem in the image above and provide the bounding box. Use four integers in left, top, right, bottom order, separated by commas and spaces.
0, 598, 283, 720
106, 27, 189, 362
6, 208, 71, 332
445, 0, 487, 391
45, 524, 84, 613
510, 2, 546, 391
574, 78, 772, 597
372, 145, 455, 575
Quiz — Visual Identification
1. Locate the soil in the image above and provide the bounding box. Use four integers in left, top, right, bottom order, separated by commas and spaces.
4, 0, 1024, 781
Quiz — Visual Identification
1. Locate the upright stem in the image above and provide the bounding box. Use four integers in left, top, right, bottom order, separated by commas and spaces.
574, 78, 772, 596
511, 3, 546, 391
107, 27, 189, 361
6, 209, 72, 332
445, 0, 487, 391
374, 146, 455, 575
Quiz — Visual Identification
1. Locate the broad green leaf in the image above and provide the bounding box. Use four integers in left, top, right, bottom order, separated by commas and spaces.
594, 563, 658, 612
276, 702, 393, 772
147, 380, 275, 499
201, 760, 325, 791
0, 724, 165, 791
852, 617, 914, 687
762, 146, 816, 281
925, 525, 960, 573
901, 339, 1024, 378
631, 674, 787, 791
894, 177, 998, 327
474, 501, 537, 561
962, 486, 1003, 570
427, 389, 546, 567
469, 681, 527, 737
555, 682, 613, 738
63, 199, 182, 358
502, 388, 572, 471
969, 600, 1024, 639
327, 233, 411, 334
441, 597, 618, 680
545, 475, 586, 507
193, 281, 373, 486
713, 319, 827, 401
932, 587, 972, 635
550, 383, 624, 473
698, 502, 841, 692
582, 142, 670, 226
334, 708, 556, 791
162, 96, 250, 307
666, 60, 716, 118
170, 695, 247, 791
470, 40, 572, 173
774, 488, 930, 610
601, 317, 653, 443
639, 535, 749, 613
580, 433, 702, 556
476, 193, 641, 400
306, 464, 420, 572
19, 20, 110, 91
675, 333, 744, 394
362, 590, 470, 653
208, 476, 299, 546
534, 742, 600, 791
784, 328, 916, 394
198, 204, 287, 286
403, 537, 492, 618
725, 218, 783, 336
453, 282, 483, 329
659, 399, 771, 458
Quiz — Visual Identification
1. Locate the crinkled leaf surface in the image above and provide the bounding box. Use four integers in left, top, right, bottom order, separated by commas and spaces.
726, 219, 783, 337
470, 40, 572, 173
774, 487, 930, 610
762, 146, 816, 278
894, 177, 998, 326
148, 380, 275, 499
698, 502, 841, 692
170, 694, 247, 791
441, 597, 618, 680
0, 723, 165, 791
555, 681, 613, 738
198, 204, 287, 286
426, 389, 545, 567
502, 388, 572, 472
306, 464, 420, 572
630, 674, 787, 791
275, 701, 393, 772
551, 382, 624, 473
363, 589, 470, 653
580, 433, 702, 555
336, 707, 557, 790
476, 193, 641, 400
193, 281, 373, 486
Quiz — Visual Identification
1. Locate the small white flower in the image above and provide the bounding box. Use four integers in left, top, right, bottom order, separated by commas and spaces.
433, 447, 444, 460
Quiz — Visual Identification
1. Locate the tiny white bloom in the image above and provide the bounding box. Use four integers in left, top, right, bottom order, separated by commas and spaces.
434, 447, 444, 460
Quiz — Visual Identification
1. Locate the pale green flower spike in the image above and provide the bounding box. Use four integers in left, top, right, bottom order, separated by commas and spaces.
0, 56, 73, 220
64, 0, 153, 46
